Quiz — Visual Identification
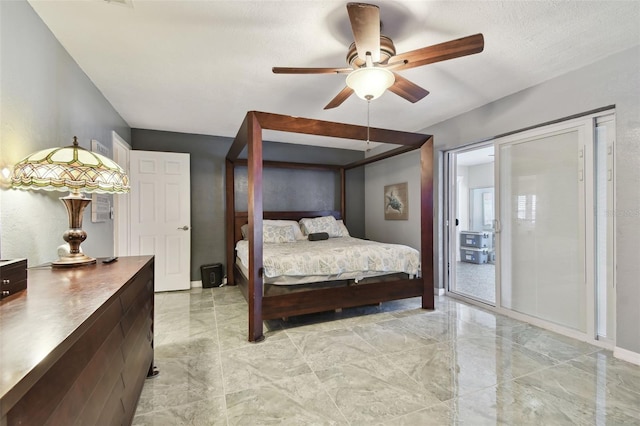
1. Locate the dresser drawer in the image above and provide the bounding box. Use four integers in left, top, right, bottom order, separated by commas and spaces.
0, 259, 27, 299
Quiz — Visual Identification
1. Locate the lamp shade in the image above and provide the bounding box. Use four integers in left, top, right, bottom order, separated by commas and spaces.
346, 67, 395, 101
11, 137, 129, 194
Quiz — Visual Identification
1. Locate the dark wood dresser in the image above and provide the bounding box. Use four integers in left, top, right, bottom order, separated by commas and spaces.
0, 255, 154, 426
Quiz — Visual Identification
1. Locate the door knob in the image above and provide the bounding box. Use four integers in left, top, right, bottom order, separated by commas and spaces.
178, 225, 190, 231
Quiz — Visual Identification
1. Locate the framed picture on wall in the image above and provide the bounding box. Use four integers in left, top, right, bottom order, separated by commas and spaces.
384, 182, 408, 220
91, 139, 112, 223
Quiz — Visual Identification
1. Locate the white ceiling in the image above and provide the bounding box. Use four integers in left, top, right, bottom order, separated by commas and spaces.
28, 0, 640, 151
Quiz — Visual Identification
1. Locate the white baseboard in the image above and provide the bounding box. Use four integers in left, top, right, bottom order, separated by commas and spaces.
191, 278, 226, 288
614, 346, 640, 365
595, 336, 615, 348
434, 287, 445, 296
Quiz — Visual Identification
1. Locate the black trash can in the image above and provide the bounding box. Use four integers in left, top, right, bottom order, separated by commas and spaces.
201, 263, 223, 288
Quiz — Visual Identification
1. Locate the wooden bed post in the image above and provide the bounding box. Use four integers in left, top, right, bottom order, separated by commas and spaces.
225, 111, 266, 342
421, 137, 435, 309
226, 113, 250, 285
247, 112, 265, 342
225, 159, 235, 286
340, 167, 346, 221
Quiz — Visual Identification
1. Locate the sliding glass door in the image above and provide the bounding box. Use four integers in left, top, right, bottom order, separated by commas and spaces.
445, 112, 615, 342
497, 120, 592, 333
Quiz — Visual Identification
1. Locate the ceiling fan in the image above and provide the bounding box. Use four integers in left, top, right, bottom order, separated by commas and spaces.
273, 2, 484, 110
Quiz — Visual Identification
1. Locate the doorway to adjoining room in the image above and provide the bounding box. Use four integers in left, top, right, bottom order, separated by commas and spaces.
447, 145, 495, 305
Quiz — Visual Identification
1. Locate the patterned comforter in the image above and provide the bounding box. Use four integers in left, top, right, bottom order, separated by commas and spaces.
235, 236, 420, 279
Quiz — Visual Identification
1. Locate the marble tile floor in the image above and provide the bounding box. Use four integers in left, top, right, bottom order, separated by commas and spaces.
132, 286, 640, 425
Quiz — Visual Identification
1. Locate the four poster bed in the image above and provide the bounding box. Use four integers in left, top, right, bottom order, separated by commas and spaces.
225, 111, 434, 342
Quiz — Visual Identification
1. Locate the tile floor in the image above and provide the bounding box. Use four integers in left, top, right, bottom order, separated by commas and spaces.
132, 286, 640, 425
454, 261, 495, 304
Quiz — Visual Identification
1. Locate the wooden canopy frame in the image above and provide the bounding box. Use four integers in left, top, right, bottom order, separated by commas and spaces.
225, 111, 434, 342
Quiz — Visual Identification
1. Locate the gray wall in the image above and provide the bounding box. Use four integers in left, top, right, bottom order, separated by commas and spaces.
365, 150, 422, 250
235, 167, 340, 212
365, 45, 640, 355
131, 129, 364, 280
0, 1, 131, 265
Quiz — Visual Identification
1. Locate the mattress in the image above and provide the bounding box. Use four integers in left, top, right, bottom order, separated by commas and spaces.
235, 259, 401, 285
235, 236, 420, 286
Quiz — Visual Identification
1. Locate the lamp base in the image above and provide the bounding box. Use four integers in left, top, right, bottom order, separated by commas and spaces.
52, 253, 96, 268
53, 194, 95, 268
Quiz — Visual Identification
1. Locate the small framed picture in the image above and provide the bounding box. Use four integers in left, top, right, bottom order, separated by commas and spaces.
91, 139, 112, 222
384, 182, 408, 220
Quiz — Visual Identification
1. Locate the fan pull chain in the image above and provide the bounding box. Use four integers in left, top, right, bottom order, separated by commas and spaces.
366, 99, 371, 151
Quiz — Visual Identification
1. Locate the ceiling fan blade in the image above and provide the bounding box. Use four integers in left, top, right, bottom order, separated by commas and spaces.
347, 3, 381, 63
324, 86, 354, 110
390, 33, 484, 71
272, 66, 353, 74
388, 73, 429, 103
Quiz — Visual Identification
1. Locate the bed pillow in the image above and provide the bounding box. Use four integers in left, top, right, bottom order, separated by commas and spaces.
240, 220, 305, 241
337, 219, 350, 237
263, 224, 296, 243
263, 219, 306, 240
299, 215, 341, 238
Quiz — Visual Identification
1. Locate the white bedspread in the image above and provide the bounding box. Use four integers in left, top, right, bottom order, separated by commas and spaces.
235, 236, 420, 280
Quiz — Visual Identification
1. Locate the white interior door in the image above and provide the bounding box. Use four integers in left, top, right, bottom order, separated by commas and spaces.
130, 150, 191, 292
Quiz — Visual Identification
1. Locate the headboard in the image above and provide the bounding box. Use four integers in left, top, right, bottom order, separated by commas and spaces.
233, 210, 342, 245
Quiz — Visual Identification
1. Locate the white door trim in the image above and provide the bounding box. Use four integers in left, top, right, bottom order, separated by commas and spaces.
112, 131, 131, 257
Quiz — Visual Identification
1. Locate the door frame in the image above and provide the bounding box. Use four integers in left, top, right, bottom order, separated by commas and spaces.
444, 142, 495, 302
112, 131, 131, 257
443, 150, 456, 295
594, 114, 616, 345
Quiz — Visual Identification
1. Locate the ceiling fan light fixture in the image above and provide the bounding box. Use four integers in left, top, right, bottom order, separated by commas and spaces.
346, 67, 395, 101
